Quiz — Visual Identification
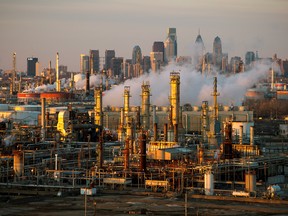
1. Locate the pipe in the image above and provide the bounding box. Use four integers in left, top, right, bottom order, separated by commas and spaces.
250, 126, 254, 146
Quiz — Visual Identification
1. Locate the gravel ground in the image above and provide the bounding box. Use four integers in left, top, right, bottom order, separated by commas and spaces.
1, 193, 288, 216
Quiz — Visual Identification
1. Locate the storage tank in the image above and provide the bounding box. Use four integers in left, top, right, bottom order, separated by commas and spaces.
245, 171, 256, 192
204, 171, 214, 195
13, 151, 23, 178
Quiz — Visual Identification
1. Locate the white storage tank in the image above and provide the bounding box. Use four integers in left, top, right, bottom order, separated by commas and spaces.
204, 171, 214, 195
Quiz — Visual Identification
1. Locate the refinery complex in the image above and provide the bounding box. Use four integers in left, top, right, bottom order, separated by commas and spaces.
1, 29, 288, 215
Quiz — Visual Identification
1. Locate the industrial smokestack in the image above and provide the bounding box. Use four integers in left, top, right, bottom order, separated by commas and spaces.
211, 77, 220, 121
250, 126, 254, 146
170, 71, 180, 127
41, 98, 46, 141
10, 52, 16, 95
97, 130, 103, 169
86, 70, 90, 96
49, 60, 52, 85
56, 52, 61, 92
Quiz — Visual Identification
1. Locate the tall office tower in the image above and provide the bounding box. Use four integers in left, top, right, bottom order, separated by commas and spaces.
230, 56, 243, 73
212, 36, 223, 68
152, 42, 165, 62
35, 61, 41, 76
27, 57, 38, 77
142, 56, 151, 73
111, 57, 123, 77
90, 50, 100, 73
123, 59, 133, 79
105, 50, 115, 71
193, 32, 205, 71
80, 54, 90, 73
132, 45, 142, 65
150, 52, 163, 72
245, 51, 255, 66
164, 28, 177, 63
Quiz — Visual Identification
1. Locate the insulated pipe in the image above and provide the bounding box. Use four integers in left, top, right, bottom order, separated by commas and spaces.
123, 138, 130, 170
250, 126, 254, 146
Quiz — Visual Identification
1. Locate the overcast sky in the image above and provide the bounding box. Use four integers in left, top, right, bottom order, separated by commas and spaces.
1, 0, 287, 72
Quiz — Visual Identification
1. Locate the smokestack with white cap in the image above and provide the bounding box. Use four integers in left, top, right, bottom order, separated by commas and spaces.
56, 52, 61, 92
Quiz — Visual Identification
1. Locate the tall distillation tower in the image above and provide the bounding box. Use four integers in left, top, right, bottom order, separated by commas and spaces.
141, 82, 151, 131
10, 52, 17, 95
169, 71, 180, 142
94, 86, 103, 127
56, 52, 61, 92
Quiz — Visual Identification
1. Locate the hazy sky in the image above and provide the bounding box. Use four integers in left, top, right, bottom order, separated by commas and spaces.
1, 0, 287, 72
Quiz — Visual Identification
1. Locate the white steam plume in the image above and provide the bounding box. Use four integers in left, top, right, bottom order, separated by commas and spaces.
103, 61, 270, 107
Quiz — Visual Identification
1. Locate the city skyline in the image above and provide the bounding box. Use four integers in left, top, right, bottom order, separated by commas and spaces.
1, 0, 288, 72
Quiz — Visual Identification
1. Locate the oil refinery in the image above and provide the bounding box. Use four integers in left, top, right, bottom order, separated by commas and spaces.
0, 53, 288, 215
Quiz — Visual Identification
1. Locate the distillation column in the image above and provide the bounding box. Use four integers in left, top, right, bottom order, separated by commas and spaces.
56, 52, 61, 92
141, 82, 151, 131
94, 86, 103, 127
123, 86, 131, 126
209, 77, 220, 138
201, 101, 209, 142
10, 52, 17, 95
41, 98, 46, 141
169, 72, 180, 142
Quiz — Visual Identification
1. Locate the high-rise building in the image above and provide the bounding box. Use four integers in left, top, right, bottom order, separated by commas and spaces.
132, 46, 142, 65
142, 56, 151, 73
213, 36, 223, 68
245, 51, 255, 66
27, 57, 38, 77
90, 50, 100, 73
80, 54, 89, 74
193, 33, 205, 71
164, 28, 177, 63
123, 59, 133, 79
152, 42, 165, 62
111, 57, 123, 77
105, 50, 115, 71
150, 52, 163, 72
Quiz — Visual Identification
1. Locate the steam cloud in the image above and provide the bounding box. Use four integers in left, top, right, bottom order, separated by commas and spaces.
103, 61, 270, 107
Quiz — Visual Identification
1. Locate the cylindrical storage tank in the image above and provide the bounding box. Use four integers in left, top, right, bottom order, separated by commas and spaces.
245, 171, 256, 192
13, 151, 24, 177
204, 172, 214, 195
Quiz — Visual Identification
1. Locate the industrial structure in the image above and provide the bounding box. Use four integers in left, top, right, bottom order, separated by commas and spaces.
0, 68, 287, 204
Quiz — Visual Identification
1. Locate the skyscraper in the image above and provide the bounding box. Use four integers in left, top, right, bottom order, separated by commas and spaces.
245, 51, 255, 66
90, 50, 100, 73
80, 54, 89, 74
105, 50, 115, 71
132, 45, 142, 65
27, 57, 38, 77
152, 42, 165, 62
111, 57, 123, 77
213, 36, 222, 68
193, 32, 205, 71
150, 52, 163, 72
164, 28, 177, 63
